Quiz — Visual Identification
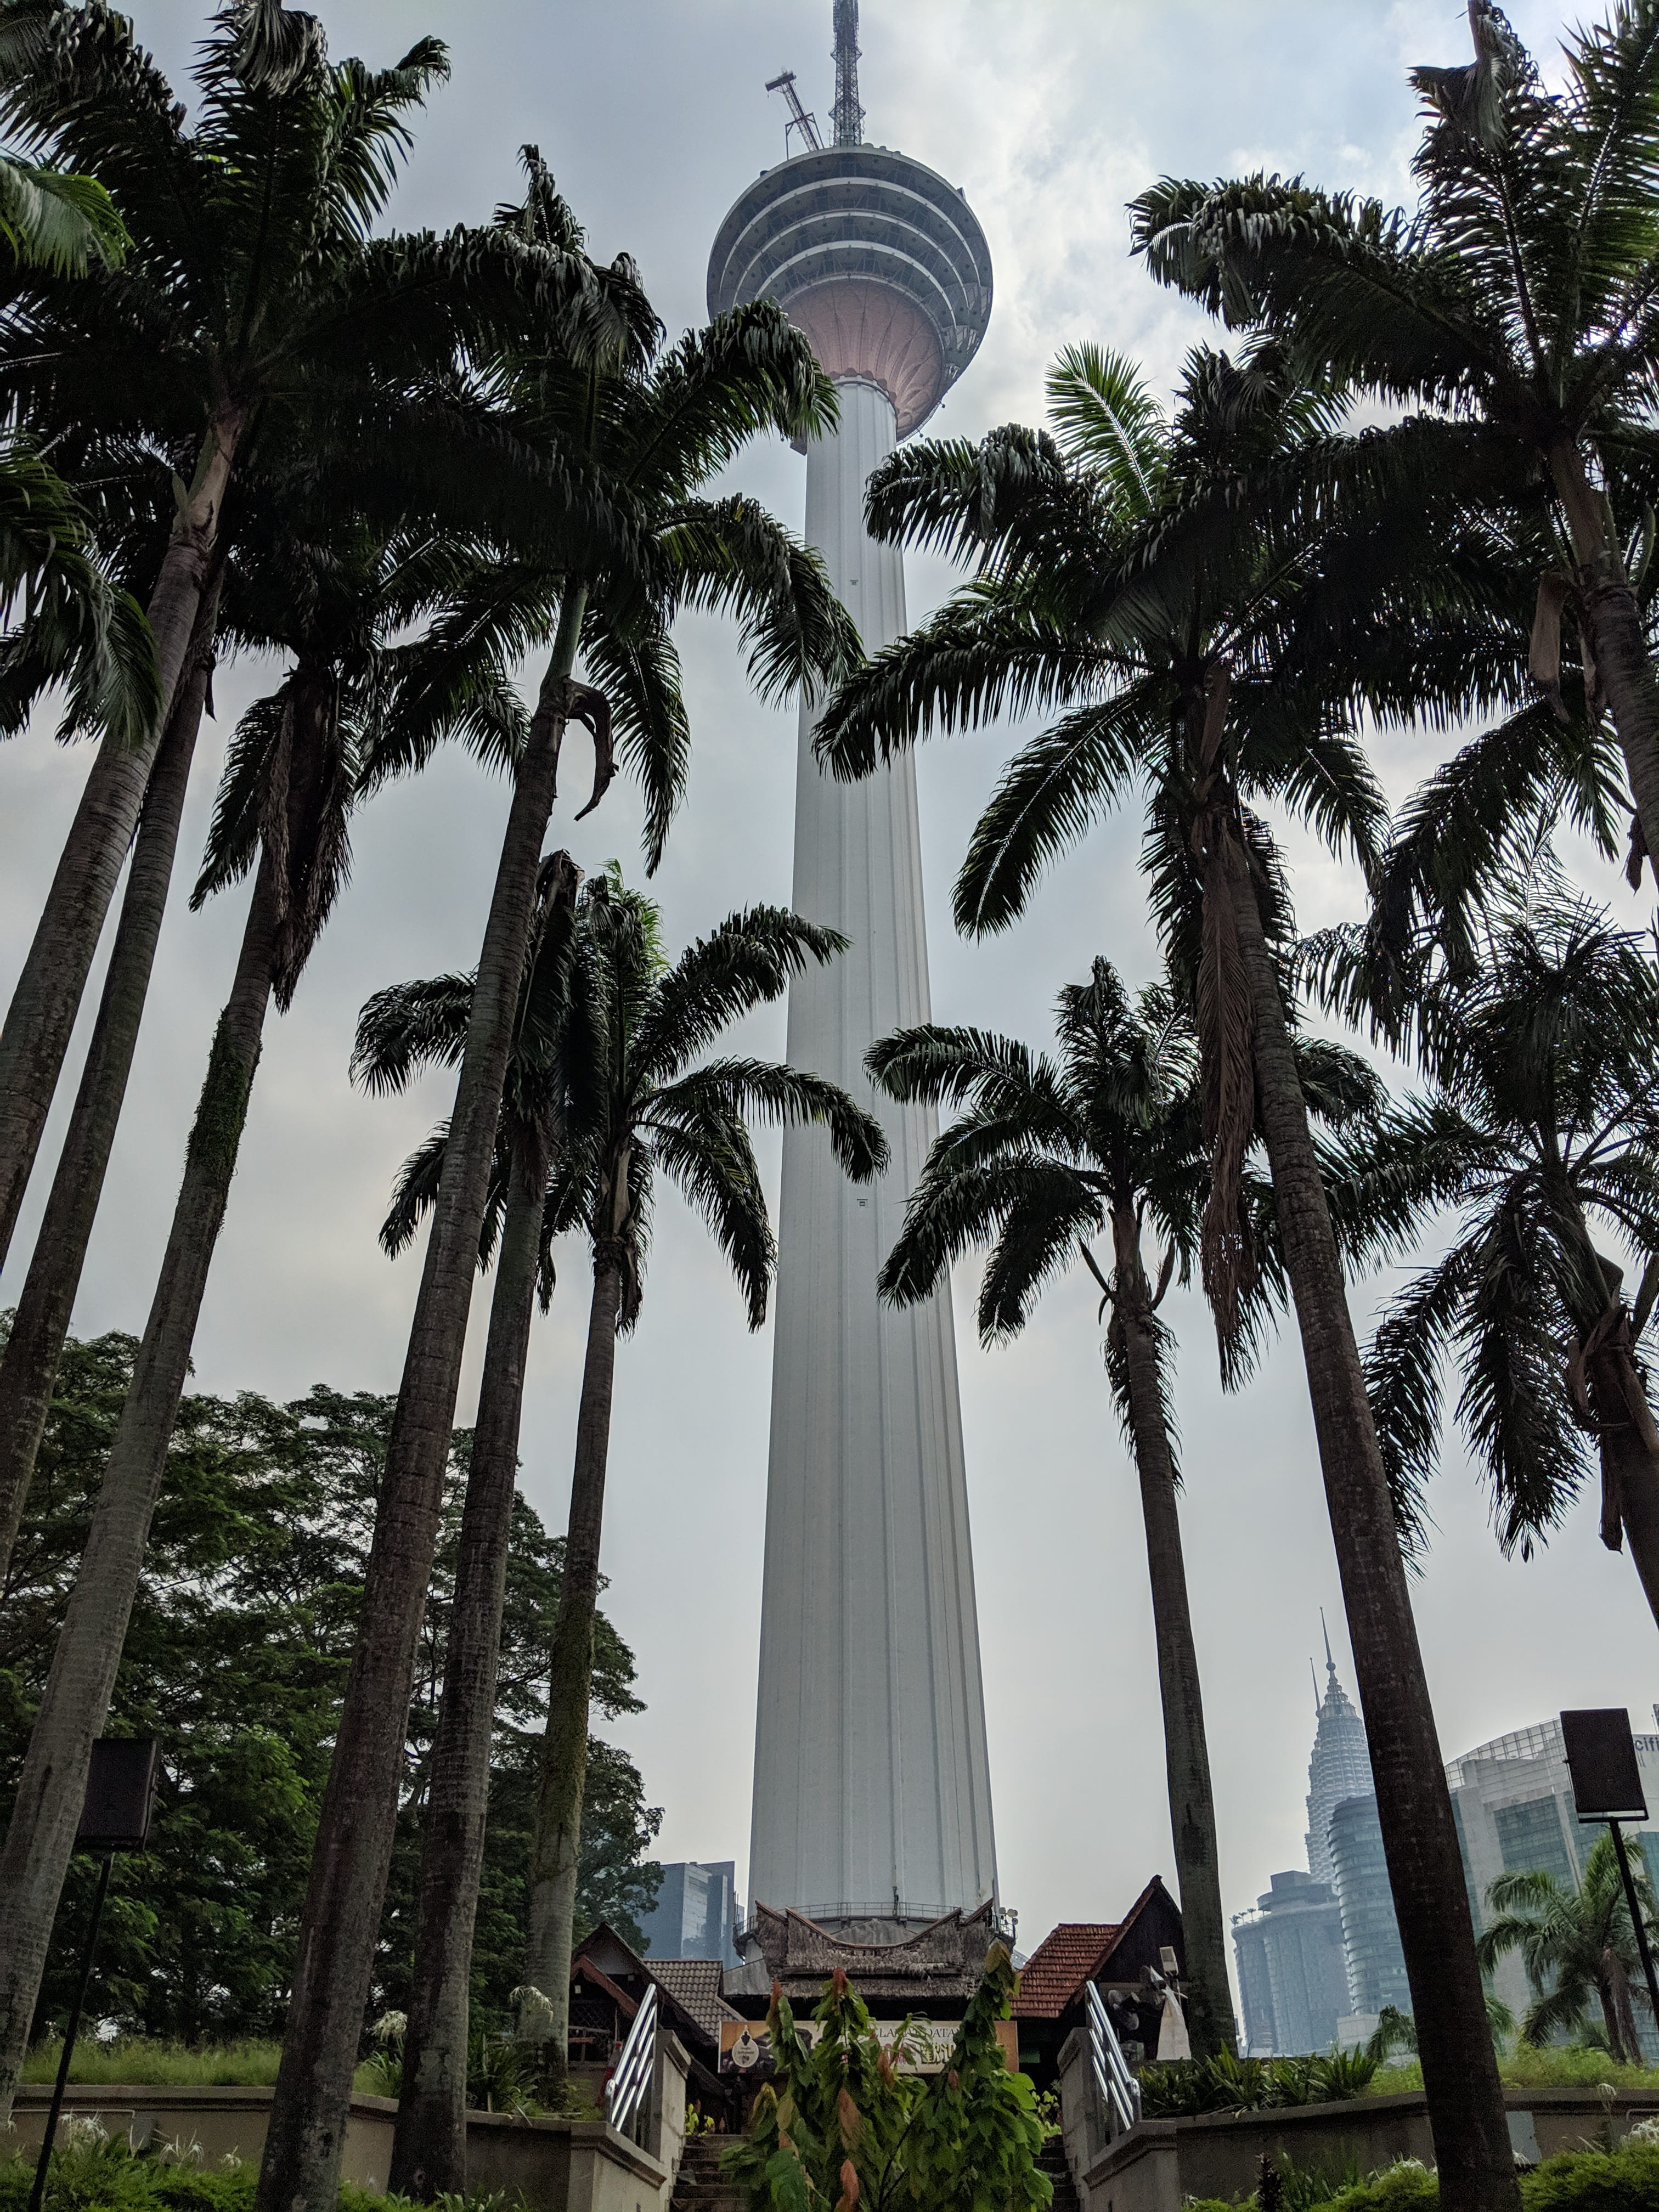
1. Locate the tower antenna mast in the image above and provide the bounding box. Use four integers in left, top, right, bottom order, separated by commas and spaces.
832, 0, 864, 146
765, 69, 823, 154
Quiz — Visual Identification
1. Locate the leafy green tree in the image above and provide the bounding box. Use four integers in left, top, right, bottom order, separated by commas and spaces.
870, 962, 1384, 2062
350, 850, 586, 2197
816, 340, 1519, 2208
272, 151, 860, 2212
0, 1333, 656, 2047
1128, 1, 1659, 941
1477, 1833, 1659, 2067
722, 1950, 1049, 2212
1315, 887, 1659, 1630
521, 873, 887, 2093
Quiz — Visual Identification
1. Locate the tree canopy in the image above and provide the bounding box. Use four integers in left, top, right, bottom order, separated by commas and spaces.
0, 1328, 659, 2045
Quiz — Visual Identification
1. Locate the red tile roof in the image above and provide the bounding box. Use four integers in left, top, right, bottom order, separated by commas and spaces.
1012, 1922, 1120, 2019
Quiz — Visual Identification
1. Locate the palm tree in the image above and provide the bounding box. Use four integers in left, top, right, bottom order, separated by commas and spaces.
0, 146, 158, 743
1477, 1833, 1658, 2067
349, 853, 584, 2199
520, 873, 887, 2094
1314, 884, 1659, 1630
0, 563, 220, 1593
869, 962, 1384, 2061
0, 515, 515, 2131
1127, 1, 1659, 913
0, 0, 613, 1266
261, 165, 859, 2212
873, 966, 1226, 2052
815, 343, 1520, 2208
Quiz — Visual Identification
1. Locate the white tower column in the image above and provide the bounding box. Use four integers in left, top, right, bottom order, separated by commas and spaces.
747, 377, 998, 1924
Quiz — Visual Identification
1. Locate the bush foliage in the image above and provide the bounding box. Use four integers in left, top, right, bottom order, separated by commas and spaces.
0, 1333, 662, 2052
723, 1952, 1051, 2212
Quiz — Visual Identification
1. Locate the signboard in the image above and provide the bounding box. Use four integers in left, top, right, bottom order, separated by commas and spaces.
720, 2017, 1018, 2075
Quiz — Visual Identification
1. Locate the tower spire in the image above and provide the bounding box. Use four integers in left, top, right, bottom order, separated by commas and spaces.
832, 0, 864, 146
1321, 1606, 1335, 1674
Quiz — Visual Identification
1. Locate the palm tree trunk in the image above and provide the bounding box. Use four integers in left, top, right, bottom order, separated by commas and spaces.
1217, 833, 1519, 2212
0, 578, 223, 1594
391, 1148, 549, 2202
256, 589, 590, 2212
1605, 1954, 1641, 2069
1549, 439, 1659, 879
0, 411, 240, 1269
1585, 1336, 1659, 1636
523, 1235, 624, 2100
1107, 1206, 1236, 2062
0, 844, 275, 2132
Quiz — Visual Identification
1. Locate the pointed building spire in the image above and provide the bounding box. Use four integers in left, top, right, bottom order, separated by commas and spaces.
1321, 1606, 1335, 1674
832, 0, 865, 146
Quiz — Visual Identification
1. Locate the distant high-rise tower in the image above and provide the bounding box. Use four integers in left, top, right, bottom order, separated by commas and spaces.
708, 3, 997, 1932
1304, 1632, 1373, 1886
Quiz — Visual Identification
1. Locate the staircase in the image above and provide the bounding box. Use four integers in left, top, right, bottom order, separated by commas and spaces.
672, 2136, 746, 2212
1039, 2133, 1082, 2212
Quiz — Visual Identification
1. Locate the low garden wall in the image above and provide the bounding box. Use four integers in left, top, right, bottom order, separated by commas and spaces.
5, 2034, 692, 2212
1075, 2087, 1659, 2212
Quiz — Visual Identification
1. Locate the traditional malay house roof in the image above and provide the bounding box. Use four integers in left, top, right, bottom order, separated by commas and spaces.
724, 1898, 1001, 2015
1009, 1878, 1187, 2087
567, 1921, 733, 2114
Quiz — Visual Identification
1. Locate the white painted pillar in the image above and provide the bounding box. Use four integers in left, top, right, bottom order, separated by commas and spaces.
747, 377, 998, 1925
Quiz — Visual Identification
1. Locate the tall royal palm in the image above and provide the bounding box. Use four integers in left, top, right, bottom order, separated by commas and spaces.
873, 967, 1232, 2054
0, 515, 516, 2129
1314, 887, 1659, 1630
816, 343, 1519, 2208
259, 162, 858, 2212
521, 876, 886, 2091
870, 963, 1384, 2060
349, 851, 584, 2199
1129, 0, 1659, 909
0, 0, 614, 1263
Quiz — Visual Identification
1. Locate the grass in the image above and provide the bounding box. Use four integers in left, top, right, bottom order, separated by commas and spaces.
1370, 2045, 1659, 2098
19, 2040, 397, 2095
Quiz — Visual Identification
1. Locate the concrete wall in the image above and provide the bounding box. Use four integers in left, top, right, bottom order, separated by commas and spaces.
1075, 2090, 1659, 2212
4, 2065, 692, 2212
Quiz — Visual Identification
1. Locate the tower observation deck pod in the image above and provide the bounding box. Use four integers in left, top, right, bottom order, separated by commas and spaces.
709, 5, 1000, 1949
706, 144, 992, 439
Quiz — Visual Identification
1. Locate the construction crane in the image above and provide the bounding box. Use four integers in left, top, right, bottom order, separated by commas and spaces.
765, 68, 823, 155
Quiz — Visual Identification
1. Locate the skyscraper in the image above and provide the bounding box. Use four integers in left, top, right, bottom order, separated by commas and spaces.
1232, 1870, 1349, 2057
1304, 1638, 1373, 1887
707, 4, 998, 1932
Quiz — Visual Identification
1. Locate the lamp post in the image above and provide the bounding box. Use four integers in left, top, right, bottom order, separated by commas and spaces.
1559, 1708, 1659, 2044
27, 1739, 160, 2212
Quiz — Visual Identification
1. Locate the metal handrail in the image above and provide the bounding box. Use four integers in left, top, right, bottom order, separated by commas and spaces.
1084, 1982, 1141, 2138
605, 1983, 657, 2136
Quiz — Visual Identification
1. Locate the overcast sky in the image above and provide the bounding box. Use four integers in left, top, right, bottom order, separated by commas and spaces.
4, 0, 1657, 1989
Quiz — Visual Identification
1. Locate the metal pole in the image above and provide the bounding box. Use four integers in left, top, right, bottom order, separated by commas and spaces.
1610, 1820, 1659, 2058
27, 1852, 112, 2212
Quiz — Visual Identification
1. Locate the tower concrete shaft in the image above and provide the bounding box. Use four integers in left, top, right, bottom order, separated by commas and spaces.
747, 376, 997, 1927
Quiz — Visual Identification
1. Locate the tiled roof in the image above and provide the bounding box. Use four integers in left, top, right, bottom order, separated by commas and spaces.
648, 1956, 726, 2043
1011, 1923, 1120, 2019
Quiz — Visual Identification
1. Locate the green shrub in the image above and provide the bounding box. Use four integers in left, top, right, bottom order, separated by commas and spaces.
1521, 2137, 1659, 2209
1320, 2159, 1440, 2211
0, 2131, 511, 2212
